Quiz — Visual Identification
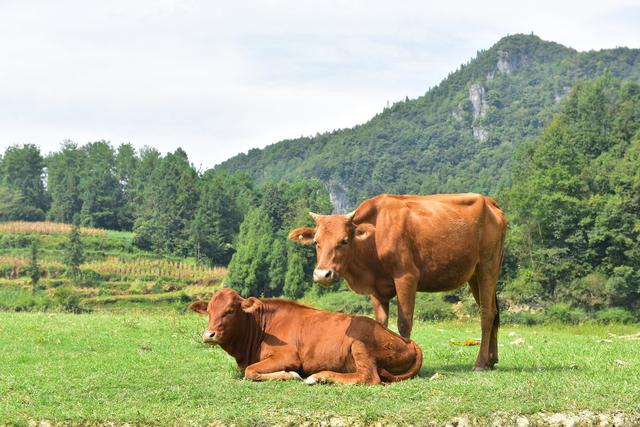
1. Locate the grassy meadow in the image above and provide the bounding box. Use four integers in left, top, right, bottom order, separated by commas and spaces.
1, 312, 639, 425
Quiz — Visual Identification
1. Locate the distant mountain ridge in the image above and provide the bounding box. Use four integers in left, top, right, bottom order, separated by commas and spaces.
215, 34, 640, 211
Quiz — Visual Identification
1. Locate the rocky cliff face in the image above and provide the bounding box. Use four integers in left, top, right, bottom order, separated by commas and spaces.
327, 182, 350, 213
496, 49, 522, 73
469, 83, 488, 118
469, 83, 488, 142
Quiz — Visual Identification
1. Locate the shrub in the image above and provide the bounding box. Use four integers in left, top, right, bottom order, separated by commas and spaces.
503, 311, 545, 325
500, 268, 545, 306
412, 293, 454, 321
595, 308, 637, 324
301, 289, 372, 315
53, 286, 86, 313
545, 303, 588, 324
558, 272, 609, 310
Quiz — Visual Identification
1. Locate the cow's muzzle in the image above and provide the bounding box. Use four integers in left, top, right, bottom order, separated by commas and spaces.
202, 330, 219, 344
313, 268, 339, 285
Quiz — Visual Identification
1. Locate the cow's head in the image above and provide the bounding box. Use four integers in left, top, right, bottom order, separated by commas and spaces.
188, 288, 261, 345
288, 211, 375, 286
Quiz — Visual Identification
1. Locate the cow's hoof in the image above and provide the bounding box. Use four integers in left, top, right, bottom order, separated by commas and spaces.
304, 375, 317, 385
473, 366, 487, 372
288, 371, 302, 380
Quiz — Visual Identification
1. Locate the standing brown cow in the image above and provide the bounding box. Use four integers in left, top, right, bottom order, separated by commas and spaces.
289, 193, 507, 370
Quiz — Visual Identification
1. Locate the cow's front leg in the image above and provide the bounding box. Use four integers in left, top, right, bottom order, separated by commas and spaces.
370, 294, 389, 327
244, 356, 302, 381
394, 272, 418, 338
305, 341, 380, 385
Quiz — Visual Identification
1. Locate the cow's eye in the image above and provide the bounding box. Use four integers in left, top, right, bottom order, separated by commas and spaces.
338, 237, 348, 247
312, 240, 318, 247
223, 310, 234, 317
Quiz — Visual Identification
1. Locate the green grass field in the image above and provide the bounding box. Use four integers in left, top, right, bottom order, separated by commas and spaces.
1, 311, 638, 425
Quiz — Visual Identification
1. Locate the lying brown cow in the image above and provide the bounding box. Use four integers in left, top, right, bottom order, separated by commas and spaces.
189, 288, 422, 385
289, 193, 507, 371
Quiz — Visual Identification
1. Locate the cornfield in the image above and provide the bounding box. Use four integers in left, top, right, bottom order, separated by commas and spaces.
83, 257, 226, 283
0, 255, 226, 284
0, 221, 107, 236
0, 255, 63, 279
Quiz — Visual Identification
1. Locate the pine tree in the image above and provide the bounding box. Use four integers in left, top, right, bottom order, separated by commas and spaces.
1, 144, 49, 220
25, 240, 41, 294
283, 244, 309, 299
64, 222, 85, 282
47, 141, 85, 223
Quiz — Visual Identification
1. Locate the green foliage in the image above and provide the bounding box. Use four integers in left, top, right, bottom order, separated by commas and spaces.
0, 144, 48, 220
25, 240, 41, 290
545, 303, 588, 324
0, 286, 52, 311
595, 308, 637, 324
505, 76, 640, 312
191, 172, 254, 266
413, 293, 455, 321
133, 148, 199, 257
46, 141, 85, 223
53, 286, 85, 313
226, 179, 332, 297
500, 268, 545, 306
64, 223, 85, 281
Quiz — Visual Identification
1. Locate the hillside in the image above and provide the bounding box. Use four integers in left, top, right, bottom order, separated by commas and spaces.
215, 34, 640, 211
0, 222, 224, 312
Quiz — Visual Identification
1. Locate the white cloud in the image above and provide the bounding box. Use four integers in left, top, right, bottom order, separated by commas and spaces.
1, 0, 638, 168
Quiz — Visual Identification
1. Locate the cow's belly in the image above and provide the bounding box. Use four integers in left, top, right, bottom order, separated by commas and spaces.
417, 251, 477, 292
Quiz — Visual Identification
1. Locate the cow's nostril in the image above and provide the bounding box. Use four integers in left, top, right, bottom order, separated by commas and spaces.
324, 271, 332, 278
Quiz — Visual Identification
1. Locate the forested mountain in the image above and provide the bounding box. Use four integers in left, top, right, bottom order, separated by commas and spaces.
215, 34, 640, 210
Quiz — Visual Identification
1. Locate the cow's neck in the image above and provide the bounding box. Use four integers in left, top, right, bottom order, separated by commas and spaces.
341, 242, 379, 292
221, 309, 267, 369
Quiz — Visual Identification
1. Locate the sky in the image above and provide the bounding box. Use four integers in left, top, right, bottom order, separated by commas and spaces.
1, 1, 639, 170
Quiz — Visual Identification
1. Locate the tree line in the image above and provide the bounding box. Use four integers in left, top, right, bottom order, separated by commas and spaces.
1, 75, 638, 313
0, 141, 333, 298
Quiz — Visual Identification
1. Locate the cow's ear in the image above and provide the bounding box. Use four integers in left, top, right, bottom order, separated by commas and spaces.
189, 301, 208, 315
288, 227, 315, 245
241, 297, 262, 313
354, 223, 375, 241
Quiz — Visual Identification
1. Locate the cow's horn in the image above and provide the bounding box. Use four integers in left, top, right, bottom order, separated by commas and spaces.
344, 210, 356, 221
309, 212, 322, 222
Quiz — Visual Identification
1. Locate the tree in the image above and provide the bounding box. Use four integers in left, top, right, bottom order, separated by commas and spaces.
78, 141, 121, 229
226, 178, 332, 298
225, 208, 274, 297
1, 144, 49, 220
47, 141, 85, 223
115, 143, 139, 230
133, 148, 198, 256
0, 185, 23, 221
190, 172, 254, 266
64, 222, 85, 282
25, 240, 41, 294
505, 76, 640, 309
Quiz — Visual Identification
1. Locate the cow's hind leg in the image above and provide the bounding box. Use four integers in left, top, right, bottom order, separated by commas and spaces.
305, 341, 380, 385
469, 269, 500, 371
244, 356, 302, 381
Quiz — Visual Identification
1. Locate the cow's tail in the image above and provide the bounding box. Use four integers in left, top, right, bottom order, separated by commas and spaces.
379, 340, 423, 382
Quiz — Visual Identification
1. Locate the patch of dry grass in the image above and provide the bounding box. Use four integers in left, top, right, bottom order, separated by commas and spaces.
0, 221, 107, 236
